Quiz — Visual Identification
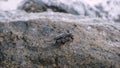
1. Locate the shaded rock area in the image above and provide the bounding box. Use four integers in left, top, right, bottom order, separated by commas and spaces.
19, 0, 67, 13
19, 0, 47, 13
0, 11, 120, 68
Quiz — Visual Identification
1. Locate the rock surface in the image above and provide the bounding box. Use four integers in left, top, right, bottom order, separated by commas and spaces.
1, 0, 120, 22
19, 0, 68, 13
19, 0, 47, 13
0, 11, 120, 68
20, 0, 120, 22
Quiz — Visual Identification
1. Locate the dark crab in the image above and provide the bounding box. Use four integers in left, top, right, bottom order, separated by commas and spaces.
54, 33, 74, 47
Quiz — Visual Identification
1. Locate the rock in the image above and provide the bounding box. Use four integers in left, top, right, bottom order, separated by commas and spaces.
0, 11, 120, 68
1, 0, 120, 22
18, 0, 47, 13
19, 0, 67, 13
19, 0, 120, 22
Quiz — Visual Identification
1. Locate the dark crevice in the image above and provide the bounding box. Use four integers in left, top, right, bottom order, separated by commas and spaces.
55, 57, 60, 68
46, 5, 68, 13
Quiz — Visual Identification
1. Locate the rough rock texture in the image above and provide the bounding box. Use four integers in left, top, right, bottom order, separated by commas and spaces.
19, 0, 67, 13
0, 11, 120, 68
18, 0, 47, 13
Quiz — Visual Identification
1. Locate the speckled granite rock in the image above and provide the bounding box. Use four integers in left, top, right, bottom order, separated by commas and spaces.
0, 11, 120, 68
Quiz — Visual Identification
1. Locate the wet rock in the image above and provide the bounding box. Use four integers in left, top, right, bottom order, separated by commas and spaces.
0, 11, 120, 68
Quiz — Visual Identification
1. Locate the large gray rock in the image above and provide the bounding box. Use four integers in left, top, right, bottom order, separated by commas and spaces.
19, 0, 120, 22
0, 11, 120, 68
